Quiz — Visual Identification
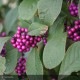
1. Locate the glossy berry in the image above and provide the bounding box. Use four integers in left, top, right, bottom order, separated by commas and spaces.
15, 57, 26, 76
69, 2, 78, 17
43, 38, 47, 45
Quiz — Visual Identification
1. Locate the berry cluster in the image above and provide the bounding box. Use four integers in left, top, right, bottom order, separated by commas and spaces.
11, 26, 47, 53
69, 2, 78, 17
0, 32, 6, 57
15, 56, 26, 76
67, 20, 80, 41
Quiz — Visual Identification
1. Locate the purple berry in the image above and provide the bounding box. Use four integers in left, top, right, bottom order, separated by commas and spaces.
18, 26, 21, 30
25, 28, 28, 32
73, 33, 78, 37
74, 25, 79, 29
13, 44, 17, 48
22, 39, 26, 43
43, 38, 47, 45
29, 37, 33, 41
26, 35, 30, 39
17, 45, 21, 49
31, 44, 36, 48
71, 28, 75, 32
21, 35, 25, 39
37, 37, 41, 42
75, 20, 79, 25
17, 39, 21, 43
22, 46, 26, 50
11, 39, 15, 44
17, 30, 21, 34
16, 34, 20, 38
21, 28, 25, 32
68, 31, 72, 35
1, 32, 6, 37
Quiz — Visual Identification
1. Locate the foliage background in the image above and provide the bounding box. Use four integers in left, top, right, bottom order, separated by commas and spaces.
0, 0, 80, 80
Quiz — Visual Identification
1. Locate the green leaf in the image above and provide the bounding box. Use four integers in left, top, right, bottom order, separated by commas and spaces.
24, 49, 32, 59
0, 37, 10, 53
10, 22, 18, 33
19, 20, 30, 28
0, 56, 6, 75
49, 16, 65, 38
43, 32, 67, 69
5, 49, 18, 74
0, 24, 3, 33
28, 22, 48, 36
19, 0, 38, 20
38, 0, 63, 25
6, 40, 14, 52
59, 42, 80, 80
27, 48, 43, 80
4, 7, 18, 34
